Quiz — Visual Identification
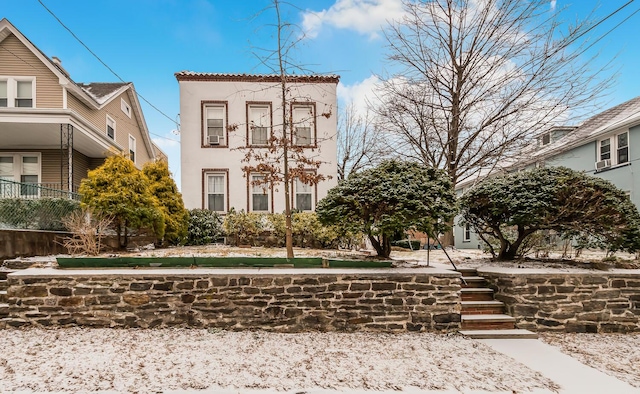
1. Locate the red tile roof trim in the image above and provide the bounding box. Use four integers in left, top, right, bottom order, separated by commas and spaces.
175, 72, 340, 83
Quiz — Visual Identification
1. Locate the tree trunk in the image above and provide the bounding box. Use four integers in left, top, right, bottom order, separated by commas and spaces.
369, 234, 391, 258
497, 231, 530, 260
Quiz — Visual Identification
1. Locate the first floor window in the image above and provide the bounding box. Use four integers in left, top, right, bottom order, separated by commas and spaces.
207, 174, 225, 212
463, 223, 471, 242
295, 177, 312, 211
20, 156, 39, 196
0, 154, 40, 197
251, 174, 269, 211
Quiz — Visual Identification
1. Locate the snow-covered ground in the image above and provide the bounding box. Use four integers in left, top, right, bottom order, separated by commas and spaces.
0, 329, 559, 393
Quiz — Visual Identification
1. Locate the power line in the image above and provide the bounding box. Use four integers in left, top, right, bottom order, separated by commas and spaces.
37, 0, 180, 130
576, 6, 640, 57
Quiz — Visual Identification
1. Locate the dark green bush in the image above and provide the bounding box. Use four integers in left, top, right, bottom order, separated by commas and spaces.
186, 209, 224, 245
0, 198, 80, 230
392, 239, 421, 250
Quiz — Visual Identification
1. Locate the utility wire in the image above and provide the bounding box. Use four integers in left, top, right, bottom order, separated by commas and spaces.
576, 5, 640, 57
37, 0, 180, 130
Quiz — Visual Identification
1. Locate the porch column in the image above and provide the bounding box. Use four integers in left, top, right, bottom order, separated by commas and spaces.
60, 124, 74, 193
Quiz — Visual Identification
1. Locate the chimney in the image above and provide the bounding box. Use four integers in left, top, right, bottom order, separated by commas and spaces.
51, 56, 70, 77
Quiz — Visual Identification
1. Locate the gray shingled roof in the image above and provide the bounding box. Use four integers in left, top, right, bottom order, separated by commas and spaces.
533, 96, 640, 159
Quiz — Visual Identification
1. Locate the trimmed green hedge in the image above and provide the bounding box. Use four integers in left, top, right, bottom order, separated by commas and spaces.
56, 256, 393, 268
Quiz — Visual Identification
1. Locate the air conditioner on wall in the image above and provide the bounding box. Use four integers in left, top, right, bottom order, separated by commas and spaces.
208, 135, 220, 145
595, 159, 611, 171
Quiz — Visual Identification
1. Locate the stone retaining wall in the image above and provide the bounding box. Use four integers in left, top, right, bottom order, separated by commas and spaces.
479, 268, 640, 333
2, 268, 461, 332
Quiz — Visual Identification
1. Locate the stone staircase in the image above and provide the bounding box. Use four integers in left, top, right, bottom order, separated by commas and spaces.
0, 269, 11, 319
457, 268, 537, 339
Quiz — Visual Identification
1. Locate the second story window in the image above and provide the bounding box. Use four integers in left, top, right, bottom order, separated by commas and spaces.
599, 139, 611, 161
0, 77, 35, 108
16, 81, 33, 107
292, 104, 315, 146
129, 135, 136, 164
106, 115, 116, 140
205, 105, 225, 146
0, 81, 7, 107
597, 130, 630, 170
248, 104, 271, 146
618, 132, 629, 164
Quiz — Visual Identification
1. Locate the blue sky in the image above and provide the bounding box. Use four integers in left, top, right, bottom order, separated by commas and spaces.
3, 1, 640, 188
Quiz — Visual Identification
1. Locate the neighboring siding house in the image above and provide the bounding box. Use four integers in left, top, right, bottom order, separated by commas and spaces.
0, 18, 157, 198
455, 97, 640, 249
176, 72, 339, 213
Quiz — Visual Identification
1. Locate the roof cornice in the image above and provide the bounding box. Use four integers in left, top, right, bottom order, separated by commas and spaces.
175, 71, 340, 84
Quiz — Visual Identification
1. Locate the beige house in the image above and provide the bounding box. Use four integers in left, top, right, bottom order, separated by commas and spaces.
0, 18, 163, 198
175, 72, 339, 213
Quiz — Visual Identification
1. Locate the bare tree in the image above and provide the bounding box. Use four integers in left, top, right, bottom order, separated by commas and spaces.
374, 0, 611, 245
241, 0, 336, 258
337, 103, 388, 180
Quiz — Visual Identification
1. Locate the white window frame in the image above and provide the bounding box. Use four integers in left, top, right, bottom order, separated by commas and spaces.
598, 130, 629, 167
206, 173, 226, 212
294, 176, 313, 211
292, 104, 315, 146
106, 115, 116, 140
203, 104, 226, 146
0, 153, 41, 197
0, 76, 36, 108
250, 173, 270, 212
248, 104, 271, 146
121, 98, 132, 118
463, 223, 471, 242
128, 135, 136, 164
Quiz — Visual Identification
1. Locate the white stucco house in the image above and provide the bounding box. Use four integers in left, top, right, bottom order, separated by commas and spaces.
175, 72, 339, 213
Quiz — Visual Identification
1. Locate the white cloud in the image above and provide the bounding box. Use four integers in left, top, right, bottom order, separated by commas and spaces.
152, 136, 180, 150
337, 75, 380, 114
302, 0, 406, 39
550, 0, 557, 11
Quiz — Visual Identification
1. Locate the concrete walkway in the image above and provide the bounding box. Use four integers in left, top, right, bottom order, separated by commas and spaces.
480, 339, 638, 394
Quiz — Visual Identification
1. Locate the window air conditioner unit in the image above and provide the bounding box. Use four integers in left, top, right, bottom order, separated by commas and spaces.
208, 135, 220, 145
595, 159, 611, 171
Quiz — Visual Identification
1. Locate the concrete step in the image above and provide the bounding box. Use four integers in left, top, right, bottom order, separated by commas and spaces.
0, 303, 8, 318
0, 270, 16, 281
461, 300, 505, 315
460, 276, 487, 288
0, 290, 6, 303
459, 329, 538, 339
461, 314, 516, 330
455, 268, 478, 275
461, 288, 495, 301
